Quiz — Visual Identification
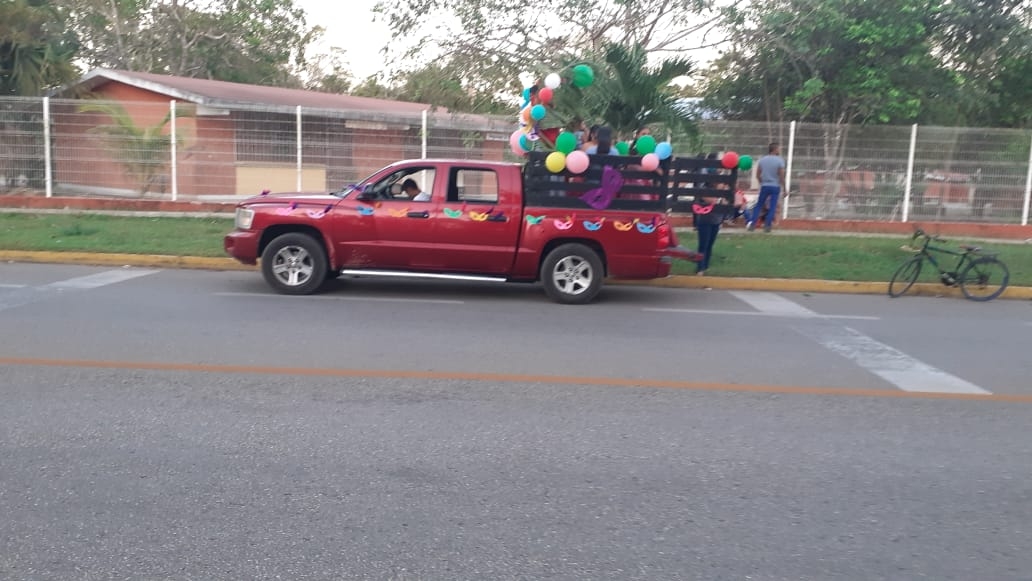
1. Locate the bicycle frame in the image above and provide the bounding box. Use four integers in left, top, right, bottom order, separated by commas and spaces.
916, 237, 972, 278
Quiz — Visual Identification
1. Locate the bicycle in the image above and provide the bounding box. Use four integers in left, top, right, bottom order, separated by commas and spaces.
888, 228, 1009, 301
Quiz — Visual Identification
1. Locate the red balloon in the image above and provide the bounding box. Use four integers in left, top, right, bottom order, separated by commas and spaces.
538, 87, 554, 104
721, 151, 739, 169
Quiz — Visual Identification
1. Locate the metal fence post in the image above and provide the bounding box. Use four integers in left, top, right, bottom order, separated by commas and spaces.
296, 105, 303, 191
1022, 133, 1032, 227
782, 120, 796, 220
902, 124, 918, 223
170, 100, 178, 201
43, 96, 53, 198
421, 110, 428, 159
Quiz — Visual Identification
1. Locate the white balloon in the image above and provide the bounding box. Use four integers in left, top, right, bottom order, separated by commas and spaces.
545, 73, 562, 89
518, 71, 535, 89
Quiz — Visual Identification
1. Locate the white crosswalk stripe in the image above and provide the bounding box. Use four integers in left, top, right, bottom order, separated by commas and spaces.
801, 325, 991, 395
0, 269, 158, 313
643, 307, 878, 320
729, 291, 822, 317
729, 290, 991, 395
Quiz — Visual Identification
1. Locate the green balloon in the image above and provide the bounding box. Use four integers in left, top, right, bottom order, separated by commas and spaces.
556, 132, 578, 154
615, 141, 630, 155
738, 155, 754, 171
635, 135, 656, 155
572, 64, 595, 88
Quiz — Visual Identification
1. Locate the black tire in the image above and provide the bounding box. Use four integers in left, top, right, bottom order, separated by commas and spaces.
260, 233, 328, 295
959, 256, 1009, 302
888, 256, 922, 298
540, 243, 604, 304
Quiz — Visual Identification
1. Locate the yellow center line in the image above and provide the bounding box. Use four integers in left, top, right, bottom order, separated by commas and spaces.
1, 356, 1029, 403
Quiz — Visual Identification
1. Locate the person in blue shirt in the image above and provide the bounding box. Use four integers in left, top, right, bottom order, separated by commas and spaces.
748, 142, 786, 232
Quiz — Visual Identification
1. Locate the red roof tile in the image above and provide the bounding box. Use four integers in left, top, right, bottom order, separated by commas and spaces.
62, 69, 438, 114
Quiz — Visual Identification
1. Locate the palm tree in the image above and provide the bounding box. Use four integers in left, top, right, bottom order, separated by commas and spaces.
79, 101, 189, 196
586, 43, 698, 142
0, 0, 78, 96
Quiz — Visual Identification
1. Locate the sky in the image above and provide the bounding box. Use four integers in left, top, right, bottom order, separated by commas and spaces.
295, 0, 723, 87
296, 0, 410, 81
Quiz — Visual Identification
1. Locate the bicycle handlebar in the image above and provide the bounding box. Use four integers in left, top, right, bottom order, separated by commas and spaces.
911, 228, 946, 244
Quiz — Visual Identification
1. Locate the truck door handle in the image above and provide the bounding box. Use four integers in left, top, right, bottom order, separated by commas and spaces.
406, 211, 430, 219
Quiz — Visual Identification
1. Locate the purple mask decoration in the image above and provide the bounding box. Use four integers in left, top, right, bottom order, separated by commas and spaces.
579, 166, 624, 210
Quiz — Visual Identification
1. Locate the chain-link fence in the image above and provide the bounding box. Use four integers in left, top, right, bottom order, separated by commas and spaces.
0, 98, 46, 192
692, 121, 1032, 224
2, 96, 1030, 225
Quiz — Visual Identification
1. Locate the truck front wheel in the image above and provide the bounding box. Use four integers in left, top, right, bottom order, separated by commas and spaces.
540, 243, 604, 304
261, 233, 328, 295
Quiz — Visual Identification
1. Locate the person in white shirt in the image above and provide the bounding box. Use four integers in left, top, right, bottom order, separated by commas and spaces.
401, 178, 430, 202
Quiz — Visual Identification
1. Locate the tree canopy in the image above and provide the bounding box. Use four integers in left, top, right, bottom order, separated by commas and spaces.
373, 0, 724, 98
1, 0, 1028, 131
0, 0, 79, 95
60, 0, 317, 86
701, 0, 1032, 128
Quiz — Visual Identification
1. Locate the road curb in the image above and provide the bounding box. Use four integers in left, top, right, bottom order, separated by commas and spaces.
3, 250, 1030, 300
637, 276, 1032, 300
0, 250, 254, 272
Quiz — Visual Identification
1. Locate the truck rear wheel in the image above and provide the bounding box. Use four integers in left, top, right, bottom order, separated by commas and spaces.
261, 233, 328, 295
540, 243, 604, 304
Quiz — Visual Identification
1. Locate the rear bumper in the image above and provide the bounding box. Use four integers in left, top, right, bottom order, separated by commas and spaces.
608, 246, 701, 280
223, 230, 260, 265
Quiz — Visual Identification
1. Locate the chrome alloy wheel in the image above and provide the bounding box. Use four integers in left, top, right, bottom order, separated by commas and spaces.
552, 255, 594, 296
270, 245, 316, 287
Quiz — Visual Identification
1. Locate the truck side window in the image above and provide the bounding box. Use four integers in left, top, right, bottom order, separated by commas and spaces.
370, 167, 435, 200
450, 169, 499, 204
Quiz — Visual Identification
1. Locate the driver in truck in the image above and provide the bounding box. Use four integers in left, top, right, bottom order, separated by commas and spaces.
401, 178, 430, 202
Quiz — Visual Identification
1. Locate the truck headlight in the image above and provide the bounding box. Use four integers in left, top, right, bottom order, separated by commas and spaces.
235, 207, 255, 230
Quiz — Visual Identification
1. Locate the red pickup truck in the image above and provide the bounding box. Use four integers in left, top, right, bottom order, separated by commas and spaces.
224, 153, 736, 303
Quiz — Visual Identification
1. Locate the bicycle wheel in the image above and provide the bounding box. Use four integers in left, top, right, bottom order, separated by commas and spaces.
888, 256, 923, 298
959, 256, 1009, 301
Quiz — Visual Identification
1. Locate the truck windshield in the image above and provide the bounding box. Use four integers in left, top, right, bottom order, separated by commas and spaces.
331, 184, 361, 198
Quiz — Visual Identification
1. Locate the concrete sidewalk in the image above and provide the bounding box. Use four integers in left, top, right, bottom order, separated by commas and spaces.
3, 249, 1030, 301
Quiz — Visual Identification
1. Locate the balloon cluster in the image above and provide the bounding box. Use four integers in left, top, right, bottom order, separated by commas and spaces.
510, 64, 596, 156
540, 133, 677, 174
719, 152, 753, 171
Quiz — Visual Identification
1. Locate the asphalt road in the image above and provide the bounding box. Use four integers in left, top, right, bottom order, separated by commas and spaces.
2, 263, 1031, 580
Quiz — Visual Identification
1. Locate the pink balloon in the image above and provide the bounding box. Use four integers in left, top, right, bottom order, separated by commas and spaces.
641, 153, 660, 171
509, 129, 527, 155
566, 150, 590, 174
